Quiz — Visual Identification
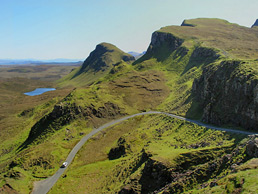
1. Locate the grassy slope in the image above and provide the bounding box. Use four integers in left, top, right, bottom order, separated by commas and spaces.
48, 19, 258, 193
49, 114, 243, 194
0, 64, 79, 147
1, 19, 258, 193
0, 75, 73, 193
132, 39, 211, 118
0, 78, 72, 142
186, 158, 258, 194
161, 18, 258, 60
58, 42, 135, 87
0, 68, 170, 192
133, 18, 258, 119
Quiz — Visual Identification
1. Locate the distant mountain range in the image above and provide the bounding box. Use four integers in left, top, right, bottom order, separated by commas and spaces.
128, 51, 146, 59
0, 58, 83, 65
0, 54, 145, 66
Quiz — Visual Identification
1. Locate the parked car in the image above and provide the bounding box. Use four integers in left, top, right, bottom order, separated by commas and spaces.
61, 162, 68, 168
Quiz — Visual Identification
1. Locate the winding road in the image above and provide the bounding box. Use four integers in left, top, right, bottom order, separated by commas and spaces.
31, 111, 256, 194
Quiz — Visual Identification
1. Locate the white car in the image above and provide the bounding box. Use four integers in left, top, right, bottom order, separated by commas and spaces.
61, 162, 68, 168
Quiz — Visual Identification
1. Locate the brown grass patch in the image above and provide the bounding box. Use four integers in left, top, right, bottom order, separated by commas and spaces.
108, 70, 170, 111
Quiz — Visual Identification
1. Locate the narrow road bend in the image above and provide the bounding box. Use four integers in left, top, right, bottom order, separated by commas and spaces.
32, 111, 256, 194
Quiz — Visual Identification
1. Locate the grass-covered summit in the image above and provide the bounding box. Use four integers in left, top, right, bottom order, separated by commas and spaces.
58, 42, 135, 87
79, 42, 134, 73
160, 18, 258, 59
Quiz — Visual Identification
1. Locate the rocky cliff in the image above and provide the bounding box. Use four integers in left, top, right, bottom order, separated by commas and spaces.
193, 60, 258, 130
146, 31, 183, 56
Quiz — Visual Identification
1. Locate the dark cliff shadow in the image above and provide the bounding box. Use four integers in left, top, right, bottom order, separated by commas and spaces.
181, 47, 219, 75
17, 115, 57, 151
185, 94, 203, 120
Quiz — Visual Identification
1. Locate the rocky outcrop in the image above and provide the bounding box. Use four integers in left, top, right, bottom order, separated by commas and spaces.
108, 137, 130, 160
19, 107, 34, 117
118, 150, 166, 194
246, 134, 258, 157
139, 159, 172, 193
193, 60, 258, 130
147, 31, 183, 54
251, 19, 258, 28
118, 147, 232, 193
50, 102, 81, 120
159, 136, 258, 193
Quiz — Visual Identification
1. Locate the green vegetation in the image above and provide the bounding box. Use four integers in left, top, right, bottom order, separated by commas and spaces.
58, 42, 135, 87
49, 114, 246, 194
0, 18, 258, 193
186, 158, 258, 194
161, 18, 258, 59
0, 68, 74, 193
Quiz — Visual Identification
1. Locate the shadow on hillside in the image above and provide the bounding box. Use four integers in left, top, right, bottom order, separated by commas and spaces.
134, 42, 179, 66
17, 114, 60, 152
181, 47, 219, 75
185, 94, 203, 120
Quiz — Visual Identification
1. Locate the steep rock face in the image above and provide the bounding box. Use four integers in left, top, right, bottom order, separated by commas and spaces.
193, 60, 258, 130
78, 43, 134, 74
147, 31, 183, 54
137, 29, 220, 68
134, 31, 185, 64
246, 135, 258, 158
252, 19, 258, 28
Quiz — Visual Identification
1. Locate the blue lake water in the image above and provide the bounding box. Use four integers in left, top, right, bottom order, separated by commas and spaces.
24, 88, 56, 96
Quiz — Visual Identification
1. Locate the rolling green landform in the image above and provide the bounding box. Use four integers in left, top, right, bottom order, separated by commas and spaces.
0, 18, 258, 193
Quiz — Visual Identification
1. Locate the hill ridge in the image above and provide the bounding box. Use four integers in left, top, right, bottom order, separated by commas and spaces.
1, 18, 258, 194
58, 42, 135, 87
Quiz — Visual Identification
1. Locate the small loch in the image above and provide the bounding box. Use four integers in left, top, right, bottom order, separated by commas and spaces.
24, 88, 56, 96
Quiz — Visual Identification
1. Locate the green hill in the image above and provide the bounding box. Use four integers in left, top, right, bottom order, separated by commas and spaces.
58, 42, 135, 87
161, 18, 258, 59
0, 18, 257, 194
134, 18, 258, 130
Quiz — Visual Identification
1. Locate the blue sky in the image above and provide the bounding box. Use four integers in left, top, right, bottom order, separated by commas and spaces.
0, 0, 257, 60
